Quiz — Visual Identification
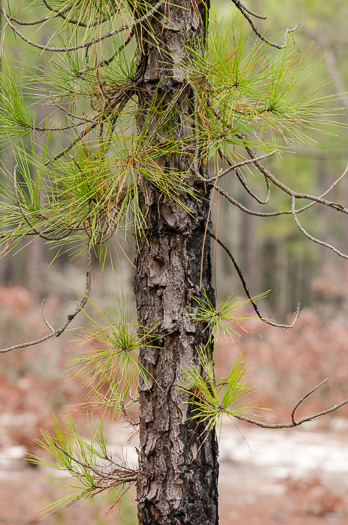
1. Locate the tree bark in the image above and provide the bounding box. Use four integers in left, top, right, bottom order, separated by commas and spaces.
133, 0, 219, 522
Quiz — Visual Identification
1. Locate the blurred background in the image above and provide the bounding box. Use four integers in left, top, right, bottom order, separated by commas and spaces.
0, 0, 348, 523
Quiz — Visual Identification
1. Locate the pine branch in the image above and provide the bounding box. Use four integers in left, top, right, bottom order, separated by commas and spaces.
214, 160, 348, 218
42, 0, 116, 29
218, 150, 271, 205
208, 150, 278, 183
291, 195, 348, 260
0, 246, 92, 353
0, 1, 165, 53
230, 0, 299, 49
53, 442, 137, 483
208, 232, 300, 329
235, 379, 348, 429
1, 3, 72, 26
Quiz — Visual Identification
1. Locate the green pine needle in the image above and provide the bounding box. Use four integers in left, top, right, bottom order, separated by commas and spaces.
179, 349, 268, 434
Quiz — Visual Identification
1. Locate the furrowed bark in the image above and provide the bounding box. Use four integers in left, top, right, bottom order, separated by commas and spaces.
133, 0, 219, 523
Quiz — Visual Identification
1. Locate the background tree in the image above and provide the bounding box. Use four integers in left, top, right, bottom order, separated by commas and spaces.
0, 0, 348, 524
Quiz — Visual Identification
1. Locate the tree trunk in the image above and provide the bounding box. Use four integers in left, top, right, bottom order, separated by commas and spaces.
133, 0, 219, 522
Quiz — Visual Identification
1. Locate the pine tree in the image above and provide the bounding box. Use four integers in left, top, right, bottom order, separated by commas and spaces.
1, 1, 348, 523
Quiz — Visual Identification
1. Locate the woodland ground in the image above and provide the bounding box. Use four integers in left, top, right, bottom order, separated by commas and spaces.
1, 279, 348, 524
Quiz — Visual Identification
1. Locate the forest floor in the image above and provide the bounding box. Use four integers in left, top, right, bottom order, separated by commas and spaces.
1, 284, 348, 524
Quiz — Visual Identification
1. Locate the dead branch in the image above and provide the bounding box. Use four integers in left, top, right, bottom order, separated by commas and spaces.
291, 195, 348, 259
218, 150, 271, 205
234, 379, 348, 429
256, 160, 348, 214
208, 232, 299, 329
208, 149, 278, 183
1, 3, 72, 26
230, 0, 299, 49
0, 246, 92, 353
214, 156, 348, 217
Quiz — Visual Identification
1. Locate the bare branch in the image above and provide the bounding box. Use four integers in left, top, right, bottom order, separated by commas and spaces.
264, 163, 348, 214
0, 1, 165, 53
214, 184, 289, 217
291, 195, 348, 260
214, 184, 320, 218
41, 299, 54, 332
239, 4, 267, 20
234, 379, 348, 429
208, 150, 278, 183
219, 150, 271, 204
208, 232, 299, 329
230, 0, 299, 49
121, 403, 139, 427
129, 389, 139, 403
0, 246, 92, 353
1, 3, 72, 26
215, 151, 348, 217
238, 133, 348, 210
290, 379, 328, 425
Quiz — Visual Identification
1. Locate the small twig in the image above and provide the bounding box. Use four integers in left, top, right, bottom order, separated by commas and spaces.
208, 232, 300, 329
291, 379, 328, 425
234, 379, 348, 429
208, 150, 278, 183
129, 389, 139, 403
219, 150, 270, 205
230, 0, 299, 50
121, 403, 139, 427
239, 4, 267, 20
1, 3, 72, 26
238, 138, 348, 214
41, 299, 54, 332
0, 246, 92, 353
291, 195, 348, 260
